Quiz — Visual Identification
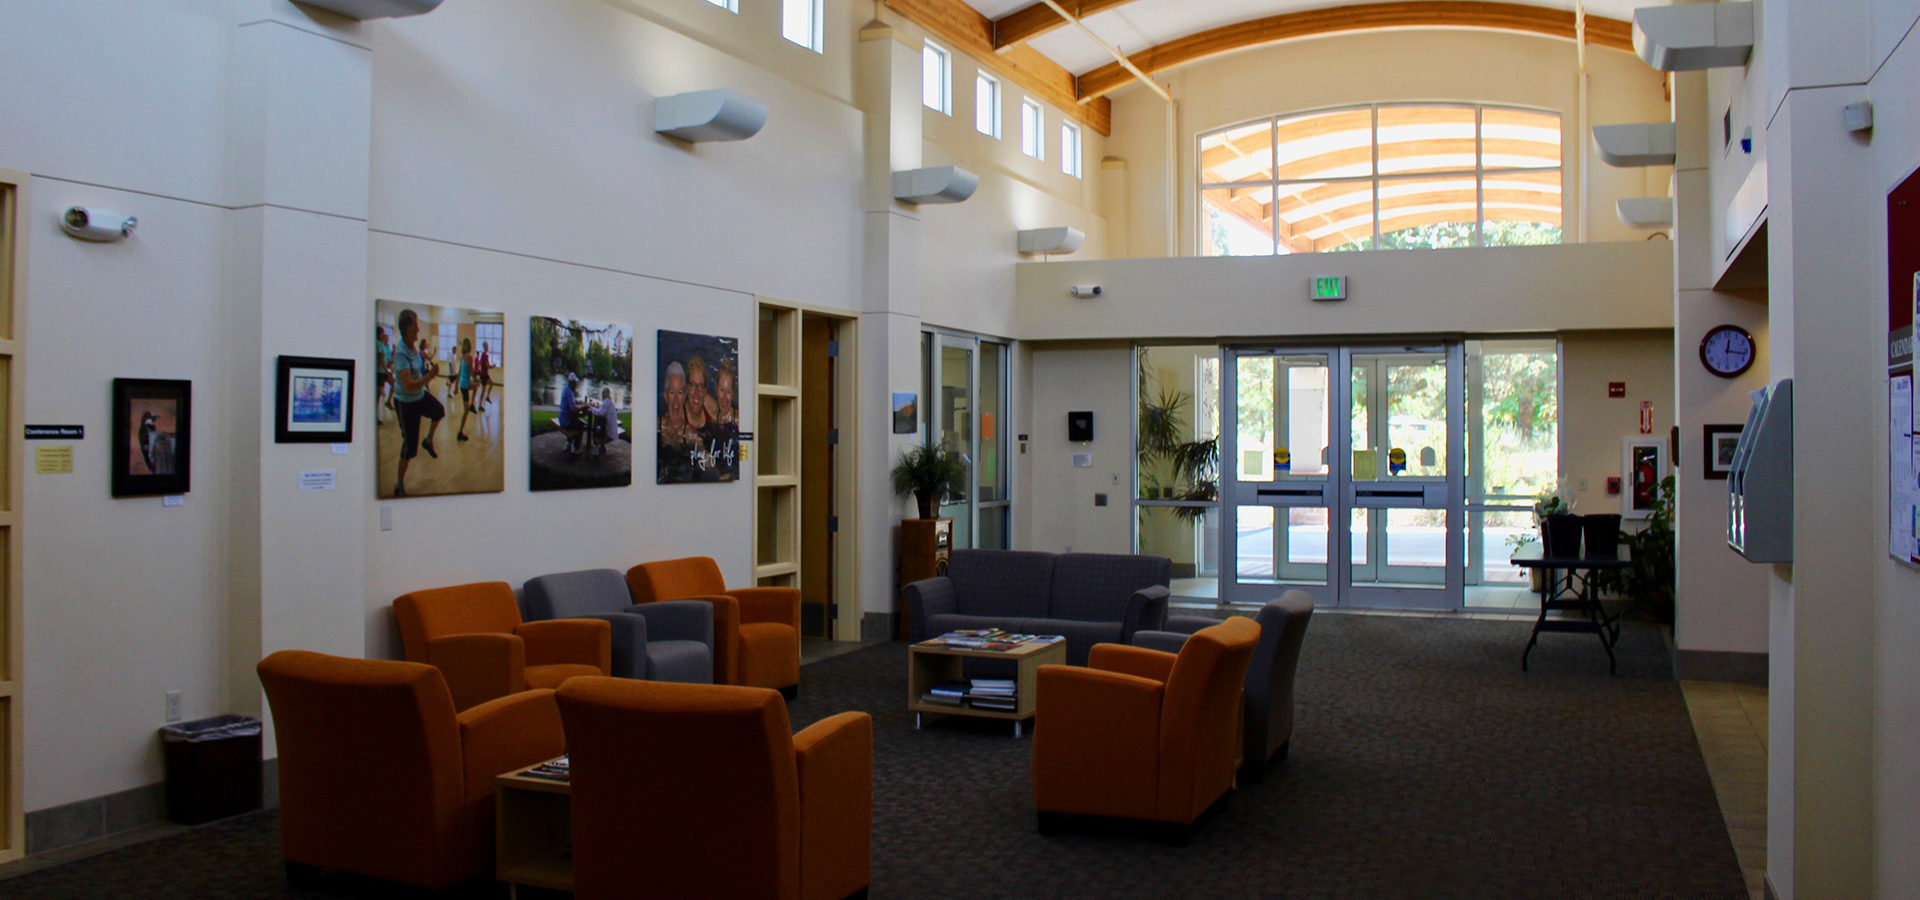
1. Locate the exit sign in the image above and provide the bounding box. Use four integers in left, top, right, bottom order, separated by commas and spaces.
1311, 275, 1346, 301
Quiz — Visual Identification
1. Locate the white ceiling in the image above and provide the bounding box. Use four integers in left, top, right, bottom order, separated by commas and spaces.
965, 0, 1671, 77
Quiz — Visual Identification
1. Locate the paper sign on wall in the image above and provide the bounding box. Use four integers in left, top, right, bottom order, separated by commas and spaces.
298, 470, 337, 492
34, 445, 71, 474
1895, 376, 1917, 563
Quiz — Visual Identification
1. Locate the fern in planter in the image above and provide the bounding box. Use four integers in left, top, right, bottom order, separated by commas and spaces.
892, 441, 966, 520
1135, 365, 1218, 521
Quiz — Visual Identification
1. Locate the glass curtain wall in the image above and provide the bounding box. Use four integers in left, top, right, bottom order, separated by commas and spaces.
924, 331, 1012, 550
1200, 103, 1563, 256
1134, 344, 1222, 602
1464, 339, 1559, 607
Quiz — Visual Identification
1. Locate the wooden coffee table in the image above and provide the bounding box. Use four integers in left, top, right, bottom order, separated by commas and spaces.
495, 760, 572, 898
907, 638, 1066, 738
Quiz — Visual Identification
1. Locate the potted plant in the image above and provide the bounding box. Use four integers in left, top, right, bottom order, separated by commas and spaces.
1619, 474, 1677, 624
1135, 361, 1219, 523
1505, 530, 1546, 592
1533, 485, 1581, 558
892, 440, 966, 520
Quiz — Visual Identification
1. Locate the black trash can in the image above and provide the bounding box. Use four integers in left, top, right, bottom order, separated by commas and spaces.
1582, 513, 1623, 560
1543, 513, 1584, 558
160, 714, 263, 825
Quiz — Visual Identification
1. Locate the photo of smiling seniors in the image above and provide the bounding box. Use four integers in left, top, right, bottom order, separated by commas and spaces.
656, 329, 740, 484
375, 300, 506, 499
529, 316, 633, 491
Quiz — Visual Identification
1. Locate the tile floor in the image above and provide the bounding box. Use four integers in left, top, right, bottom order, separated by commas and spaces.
1680, 680, 1770, 900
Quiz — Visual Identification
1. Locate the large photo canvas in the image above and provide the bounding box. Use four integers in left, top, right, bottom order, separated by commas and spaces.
375, 300, 506, 499
656, 329, 740, 484
529, 317, 633, 491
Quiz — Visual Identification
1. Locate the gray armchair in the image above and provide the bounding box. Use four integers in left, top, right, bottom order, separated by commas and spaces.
521, 569, 713, 684
1132, 591, 1313, 782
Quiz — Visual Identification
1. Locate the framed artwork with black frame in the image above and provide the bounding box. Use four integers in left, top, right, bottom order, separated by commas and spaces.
274, 356, 356, 444
112, 378, 191, 497
1703, 423, 1743, 480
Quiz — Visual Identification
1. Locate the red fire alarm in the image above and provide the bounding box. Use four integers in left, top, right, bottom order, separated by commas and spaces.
1608, 382, 1626, 398
1606, 476, 1622, 495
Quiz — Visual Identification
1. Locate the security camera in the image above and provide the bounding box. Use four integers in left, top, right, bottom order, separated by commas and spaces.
1068, 284, 1102, 298
59, 207, 136, 242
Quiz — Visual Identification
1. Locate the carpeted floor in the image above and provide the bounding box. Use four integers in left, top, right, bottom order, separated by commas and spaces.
0, 614, 1748, 899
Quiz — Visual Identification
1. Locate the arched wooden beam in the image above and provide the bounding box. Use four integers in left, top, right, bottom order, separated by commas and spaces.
1074, 2, 1634, 101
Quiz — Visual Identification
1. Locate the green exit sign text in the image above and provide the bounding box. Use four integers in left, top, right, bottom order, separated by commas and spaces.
1311, 275, 1346, 301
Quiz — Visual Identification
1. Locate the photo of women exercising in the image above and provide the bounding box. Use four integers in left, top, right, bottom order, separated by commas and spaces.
377, 300, 506, 498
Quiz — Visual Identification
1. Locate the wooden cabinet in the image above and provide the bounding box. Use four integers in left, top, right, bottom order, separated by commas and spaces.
898, 518, 951, 640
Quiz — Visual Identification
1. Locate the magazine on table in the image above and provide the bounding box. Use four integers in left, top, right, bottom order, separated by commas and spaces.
918, 629, 1065, 651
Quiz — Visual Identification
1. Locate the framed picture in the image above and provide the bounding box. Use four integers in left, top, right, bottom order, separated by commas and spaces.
1703, 424, 1743, 480
529, 317, 633, 491
1621, 437, 1669, 519
112, 378, 191, 497
656, 329, 740, 484
375, 300, 506, 499
275, 356, 355, 444
892, 392, 918, 434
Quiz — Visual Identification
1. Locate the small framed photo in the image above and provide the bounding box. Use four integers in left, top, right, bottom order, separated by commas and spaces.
1703, 424, 1743, 480
892, 392, 918, 435
113, 378, 191, 497
275, 356, 356, 444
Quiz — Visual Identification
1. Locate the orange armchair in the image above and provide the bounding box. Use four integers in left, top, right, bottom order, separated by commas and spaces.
1031, 617, 1260, 844
256, 650, 566, 890
627, 557, 800, 695
556, 677, 871, 900
394, 581, 610, 711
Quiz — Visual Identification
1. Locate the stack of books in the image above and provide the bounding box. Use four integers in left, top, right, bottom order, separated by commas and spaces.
919, 682, 969, 707
968, 679, 1017, 711
520, 756, 570, 783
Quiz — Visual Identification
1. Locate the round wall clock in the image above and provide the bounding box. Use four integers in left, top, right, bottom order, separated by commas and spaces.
1699, 324, 1756, 378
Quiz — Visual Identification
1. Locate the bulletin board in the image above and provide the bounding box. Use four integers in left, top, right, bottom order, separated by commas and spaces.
1886, 166, 1920, 569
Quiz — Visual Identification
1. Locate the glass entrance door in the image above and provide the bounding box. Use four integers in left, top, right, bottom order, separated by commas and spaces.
1221, 343, 1464, 609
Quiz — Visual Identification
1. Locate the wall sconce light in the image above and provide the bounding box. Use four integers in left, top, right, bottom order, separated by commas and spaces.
891, 166, 978, 204
654, 89, 770, 143
295, 0, 442, 19
1017, 227, 1085, 255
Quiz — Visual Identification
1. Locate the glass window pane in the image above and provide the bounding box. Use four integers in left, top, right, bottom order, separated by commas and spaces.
1139, 505, 1219, 601
974, 74, 999, 137
979, 505, 1010, 550
1202, 186, 1277, 256
1233, 355, 1276, 483
782, 0, 818, 51
1139, 345, 1220, 500
1199, 121, 1275, 185
1375, 105, 1478, 175
922, 44, 949, 114
1481, 107, 1562, 170
1373, 175, 1480, 249
1385, 359, 1448, 478
1272, 107, 1374, 180
1481, 169, 1563, 245
979, 342, 1007, 502
1021, 100, 1043, 159
1235, 506, 1331, 584
1271, 181, 1375, 253
1062, 124, 1081, 177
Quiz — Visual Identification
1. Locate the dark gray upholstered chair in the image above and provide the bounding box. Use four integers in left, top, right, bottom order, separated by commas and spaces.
1132, 590, 1313, 782
521, 569, 714, 684
904, 549, 1170, 666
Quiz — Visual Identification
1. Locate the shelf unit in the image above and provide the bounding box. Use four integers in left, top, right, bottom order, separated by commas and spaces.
755, 304, 801, 589
0, 169, 26, 862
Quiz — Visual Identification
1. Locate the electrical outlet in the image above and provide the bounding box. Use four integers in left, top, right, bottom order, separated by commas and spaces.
165, 690, 182, 723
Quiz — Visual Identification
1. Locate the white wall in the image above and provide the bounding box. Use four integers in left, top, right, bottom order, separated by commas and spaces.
1024, 342, 1134, 555
1560, 330, 1676, 515
362, 233, 756, 658
1015, 240, 1675, 341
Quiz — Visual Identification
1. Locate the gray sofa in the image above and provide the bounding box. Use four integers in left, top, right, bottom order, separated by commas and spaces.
1132, 590, 1313, 782
521, 569, 714, 684
904, 549, 1171, 666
